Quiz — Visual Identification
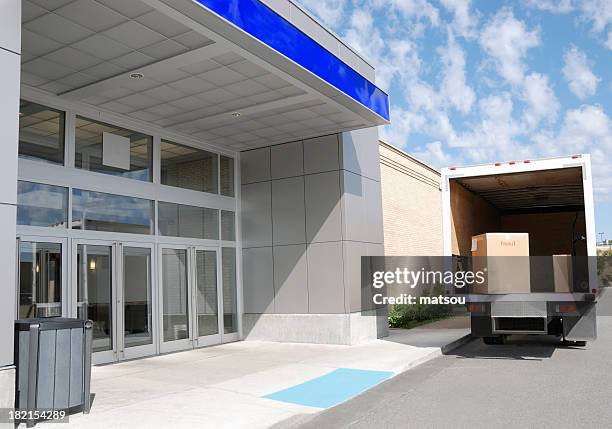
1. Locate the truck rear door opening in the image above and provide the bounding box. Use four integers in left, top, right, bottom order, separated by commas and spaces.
442, 156, 597, 345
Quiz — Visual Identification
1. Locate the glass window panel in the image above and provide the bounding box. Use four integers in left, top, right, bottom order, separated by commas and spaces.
220, 155, 235, 197
221, 211, 235, 241
17, 181, 68, 228
162, 248, 189, 341
196, 250, 218, 337
19, 100, 65, 164
75, 116, 152, 181
18, 242, 62, 319
161, 140, 218, 193
202, 207, 219, 240
124, 247, 153, 348
158, 201, 179, 237
222, 247, 238, 334
76, 244, 112, 353
72, 189, 154, 234
178, 204, 203, 238
158, 202, 219, 239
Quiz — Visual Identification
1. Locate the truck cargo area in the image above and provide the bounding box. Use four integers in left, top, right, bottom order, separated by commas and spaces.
450, 167, 587, 260
443, 158, 597, 343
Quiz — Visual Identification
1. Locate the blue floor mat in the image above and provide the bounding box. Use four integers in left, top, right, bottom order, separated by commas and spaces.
263, 368, 394, 408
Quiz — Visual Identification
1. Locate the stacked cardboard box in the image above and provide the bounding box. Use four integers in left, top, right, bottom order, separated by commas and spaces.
471, 233, 531, 294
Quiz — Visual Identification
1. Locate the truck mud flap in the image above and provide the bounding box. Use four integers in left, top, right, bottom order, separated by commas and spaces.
563, 303, 597, 341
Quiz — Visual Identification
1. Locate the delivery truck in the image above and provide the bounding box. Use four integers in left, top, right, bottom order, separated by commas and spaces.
441, 155, 598, 345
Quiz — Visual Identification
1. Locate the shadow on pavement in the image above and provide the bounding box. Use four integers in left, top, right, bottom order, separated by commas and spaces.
447, 334, 587, 361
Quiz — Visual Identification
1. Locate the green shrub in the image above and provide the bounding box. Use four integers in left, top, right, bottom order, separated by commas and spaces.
388, 285, 456, 329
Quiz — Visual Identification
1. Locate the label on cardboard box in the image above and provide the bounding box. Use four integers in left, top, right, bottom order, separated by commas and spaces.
471, 239, 477, 252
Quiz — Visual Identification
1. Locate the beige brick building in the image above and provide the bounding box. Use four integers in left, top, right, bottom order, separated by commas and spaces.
379, 141, 443, 256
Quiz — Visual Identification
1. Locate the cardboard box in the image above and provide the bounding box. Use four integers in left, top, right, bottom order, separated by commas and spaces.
552, 254, 573, 293
471, 233, 531, 294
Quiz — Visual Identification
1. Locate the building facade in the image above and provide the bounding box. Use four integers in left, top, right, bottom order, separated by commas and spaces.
0, 0, 390, 410
379, 141, 443, 256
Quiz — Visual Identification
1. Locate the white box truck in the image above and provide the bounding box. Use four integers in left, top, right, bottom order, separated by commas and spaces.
441, 155, 598, 345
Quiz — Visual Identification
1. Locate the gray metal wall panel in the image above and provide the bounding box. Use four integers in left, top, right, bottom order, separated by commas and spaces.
304, 171, 342, 243
273, 244, 308, 313
303, 135, 339, 174
271, 140, 303, 179
307, 241, 345, 313
242, 247, 275, 313
36, 330, 56, 409
241, 147, 271, 184
241, 182, 273, 248
271, 176, 306, 246
340, 128, 381, 182
0, 7, 20, 364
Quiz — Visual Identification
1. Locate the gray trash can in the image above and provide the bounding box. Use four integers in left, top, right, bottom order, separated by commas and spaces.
14, 318, 93, 427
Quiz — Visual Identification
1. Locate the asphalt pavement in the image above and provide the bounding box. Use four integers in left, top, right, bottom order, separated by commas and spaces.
296, 289, 612, 429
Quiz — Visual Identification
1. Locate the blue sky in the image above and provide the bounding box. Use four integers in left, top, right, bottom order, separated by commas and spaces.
298, 0, 612, 242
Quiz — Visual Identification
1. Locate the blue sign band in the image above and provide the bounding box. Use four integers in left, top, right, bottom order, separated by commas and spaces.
195, 0, 390, 121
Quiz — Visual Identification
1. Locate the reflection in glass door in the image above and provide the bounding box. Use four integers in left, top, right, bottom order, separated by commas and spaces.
123, 247, 154, 350
194, 249, 220, 346
17, 239, 66, 319
161, 248, 190, 351
75, 241, 156, 363
76, 243, 113, 361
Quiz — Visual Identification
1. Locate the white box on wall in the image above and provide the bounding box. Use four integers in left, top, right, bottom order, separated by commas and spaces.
102, 132, 130, 170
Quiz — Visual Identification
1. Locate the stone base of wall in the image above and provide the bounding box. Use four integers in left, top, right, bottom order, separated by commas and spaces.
242, 309, 388, 345
0, 366, 14, 429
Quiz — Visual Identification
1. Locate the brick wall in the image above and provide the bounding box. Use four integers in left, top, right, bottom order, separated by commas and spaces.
379, 141, 443, 256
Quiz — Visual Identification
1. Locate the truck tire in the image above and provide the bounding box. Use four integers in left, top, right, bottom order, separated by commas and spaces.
483, 336, 504, 345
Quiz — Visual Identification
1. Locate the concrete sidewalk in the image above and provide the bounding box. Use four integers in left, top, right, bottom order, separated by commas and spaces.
65, 317, 471, 429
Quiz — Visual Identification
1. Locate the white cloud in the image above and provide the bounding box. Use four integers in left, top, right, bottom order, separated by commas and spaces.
523, 0, 574, 13
343, 10, 386, 69
296, 0, 348, 27
562, 47, 600, 99
524, 0, 612, 48
412, 141, 458, 167
440, 0, 478, 38
438, 32, 475, 114
521, 72, 560, 129
379, 107, 427, 147
371, 0, 440, 27
479, 8, 540, 85
533, 105, 612, 199
578, 0, 612, 34
343, 10, 423, 92
606, 31, 612, 50
451, 93, 518, 153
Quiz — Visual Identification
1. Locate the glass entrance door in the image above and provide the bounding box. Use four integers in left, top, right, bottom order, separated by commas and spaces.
194, 249, 221, 347
74, 240, 156, 364
17, 237, 68, 319
159, 246, 222, 353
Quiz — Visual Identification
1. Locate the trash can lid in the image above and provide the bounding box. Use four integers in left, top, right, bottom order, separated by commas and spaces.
15, 318, 86, 331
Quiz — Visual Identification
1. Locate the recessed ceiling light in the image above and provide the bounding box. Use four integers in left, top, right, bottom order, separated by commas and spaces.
129, 72, 144, 79
231, 112, 241, 118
